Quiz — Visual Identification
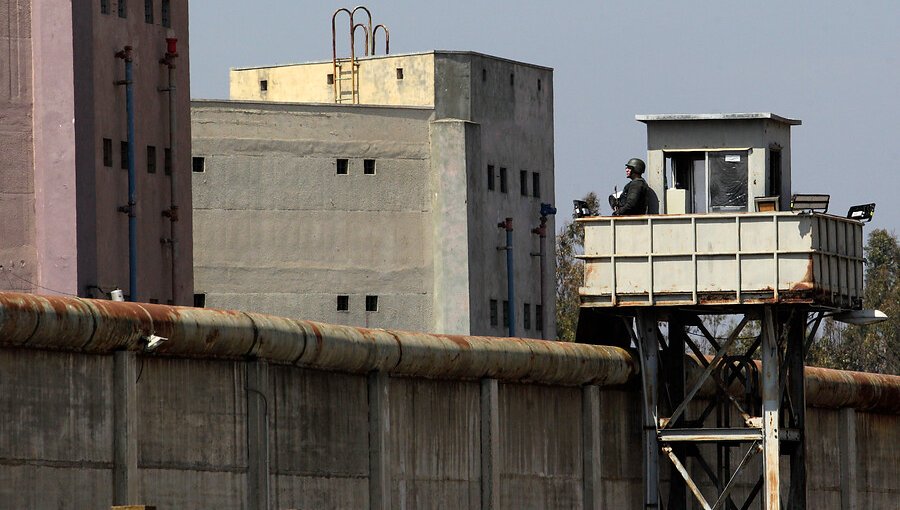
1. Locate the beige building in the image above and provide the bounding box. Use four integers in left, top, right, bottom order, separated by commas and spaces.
0, 0, 193, 304
192, 51, 556, 337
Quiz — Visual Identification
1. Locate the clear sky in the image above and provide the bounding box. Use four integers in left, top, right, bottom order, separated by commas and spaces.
189, 0, 899, 235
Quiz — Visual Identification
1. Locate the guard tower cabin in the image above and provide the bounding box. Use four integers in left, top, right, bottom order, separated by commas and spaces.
579, 113, 864, 311
576, 114, 869, 510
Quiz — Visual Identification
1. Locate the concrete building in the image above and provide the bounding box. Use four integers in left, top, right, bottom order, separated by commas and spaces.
0, 0, 193, 304
192, 51, 556, 337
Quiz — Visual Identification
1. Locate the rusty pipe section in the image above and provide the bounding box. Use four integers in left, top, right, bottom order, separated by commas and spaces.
0, 292, 636, 387
684, 355, 900, 414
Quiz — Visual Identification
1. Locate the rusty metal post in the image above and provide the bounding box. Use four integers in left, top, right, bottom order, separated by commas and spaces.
636, 311, 660, 510
788, 312, 807, 509
761, 307, 780, 510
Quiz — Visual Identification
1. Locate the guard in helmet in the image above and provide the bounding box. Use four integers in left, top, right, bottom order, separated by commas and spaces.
612, 158, 649, 215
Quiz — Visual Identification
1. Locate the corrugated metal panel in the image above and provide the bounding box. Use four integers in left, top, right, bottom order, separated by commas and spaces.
578, 212, 864, 308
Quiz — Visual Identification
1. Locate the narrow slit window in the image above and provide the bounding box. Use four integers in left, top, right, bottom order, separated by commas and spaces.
144, 0, 153, 23
337, 295, 349, 311
118, 0, 127, 18
193, 293, 206, 307
146, 145, 156, 174
103, 138, 113, 167
482, 68, 487, 82
510, 73, 514, 86
161, 0, 170, 27
523, 303, 531, 330
520, 170, 528, 196
499, 167, 508, 193
192, 156, 205, 173
532, 172, 541, 198
327, 74, 334, 85
336, 158, 349, 175
363, 159, 376, 175
366, 295, 378, 312
259, 80, 268, 92
487, 165, 495, 191
538, 79, 542, 91
396, 68, 404, 80
120, 141, 129, 170
489, 299, 498, 327
536, 304, 543, 331
502, 300, 509, 328
101, 0, 110, 14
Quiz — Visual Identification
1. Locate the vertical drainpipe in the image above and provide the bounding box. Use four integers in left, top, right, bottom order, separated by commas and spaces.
160, 34, 180, 304
115, 46, 137, 302
531, 216, 547, 339
498, 218, 515, 337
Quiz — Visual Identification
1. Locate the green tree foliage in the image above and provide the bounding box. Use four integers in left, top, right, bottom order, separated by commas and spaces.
555, 192, 599, 341
808, 229, 900, 374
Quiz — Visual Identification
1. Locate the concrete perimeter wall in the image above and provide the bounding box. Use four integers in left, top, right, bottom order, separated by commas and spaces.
0, 294, 896, 509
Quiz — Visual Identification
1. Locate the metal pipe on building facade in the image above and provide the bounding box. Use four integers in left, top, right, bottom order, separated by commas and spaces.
160, 35, 180, 304
498, 218, 515, 337
115, 46, 137, 301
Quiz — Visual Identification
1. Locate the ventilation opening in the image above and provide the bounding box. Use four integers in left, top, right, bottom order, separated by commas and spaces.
364, 159, 376, 175
396, 68, 404, 80
538, 78, 542, 91
336, 158, 349, 175
164, 148, 172, 176
532, 172, 541, 198
482, 68, 486, 82
327, 74, 335, 85
147, 145, 156, 174
103, 138, 113, 167
192, 156, 205, 173
520, 170, 528, 196
337, 295, 349, 311
193, 293, 206, 307
487, 165, 495, 191
120, 141, 129, 170
499, 167, 508, 193
365, 295, 378, 312
260, 80, 268, 92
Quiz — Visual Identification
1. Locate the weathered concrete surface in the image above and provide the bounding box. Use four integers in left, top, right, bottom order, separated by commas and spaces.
0, 294, 897, 509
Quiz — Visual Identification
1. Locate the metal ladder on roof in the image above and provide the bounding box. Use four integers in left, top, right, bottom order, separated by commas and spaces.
333, 58, 359, 104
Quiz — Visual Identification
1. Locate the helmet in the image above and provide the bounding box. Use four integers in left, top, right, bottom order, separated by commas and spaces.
626, 158, 646, 175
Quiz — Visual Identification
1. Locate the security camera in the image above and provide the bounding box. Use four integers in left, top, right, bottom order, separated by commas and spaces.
143, 334, 168, 351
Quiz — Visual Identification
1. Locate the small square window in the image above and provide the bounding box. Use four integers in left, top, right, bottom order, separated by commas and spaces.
337, 295, 349, 311
536, 304, 543, 332
164, 148, 172, 176
144, 0, 153, 23
499, 167, 508, 193
364, 159, 376, 175
396, 68, 404, 80
520, 170, 528, 196
336, 158, 349, 175
327, 74, 334, 85
193, 293, 206, 307
366, 295, 378, 312
120, 141, 129, 170
147, 145, 156, 174
523, 302, 531, 330
192, 156, 205, 173
161, 0, 170, 27
101, 0, 110, 14
260, 80, 268, 92
532, 172, 541, 198
489, 299, 498, 327
487, 165, 495, 191
118, 0, 127, 18
102, 138, 113, 167
502, 300, 509, 328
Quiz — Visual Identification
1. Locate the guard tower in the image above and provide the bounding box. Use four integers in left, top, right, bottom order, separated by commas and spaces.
577, 114, 868, 510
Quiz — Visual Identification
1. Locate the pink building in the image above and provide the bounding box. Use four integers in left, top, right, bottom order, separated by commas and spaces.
0, 0, 192, 304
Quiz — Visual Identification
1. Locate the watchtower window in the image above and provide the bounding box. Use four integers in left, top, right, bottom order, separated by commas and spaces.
708, 152, 749, 212
768, 149, 782, 199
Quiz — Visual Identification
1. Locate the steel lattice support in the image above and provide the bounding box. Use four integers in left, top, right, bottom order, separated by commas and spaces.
634, 305, 810, 510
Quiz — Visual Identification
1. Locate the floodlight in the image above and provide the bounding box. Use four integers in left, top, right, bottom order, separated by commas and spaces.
573, 200, 591, 218
831, 309, 888, 326
790, 194, 830, 213
847, 203, 876, 223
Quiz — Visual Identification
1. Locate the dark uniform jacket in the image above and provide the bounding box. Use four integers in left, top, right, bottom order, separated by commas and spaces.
614, 177, 649, 215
